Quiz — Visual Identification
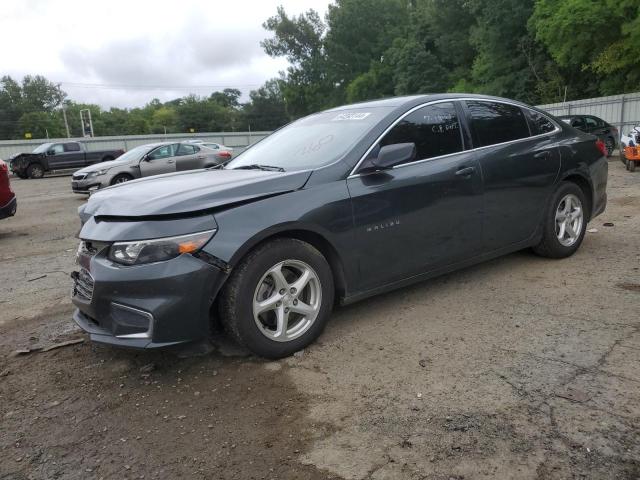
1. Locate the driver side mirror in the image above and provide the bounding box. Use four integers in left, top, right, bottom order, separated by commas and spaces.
46, 149, 55, 156
371, 143, 416, 170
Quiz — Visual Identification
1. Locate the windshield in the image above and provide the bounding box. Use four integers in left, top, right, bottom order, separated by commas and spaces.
226, 107, 393, 171
115, 144, 155, 163
32, 143, 53, 153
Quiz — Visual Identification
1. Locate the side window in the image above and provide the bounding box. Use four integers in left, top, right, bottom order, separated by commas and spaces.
571, 117, 586, 129
50, 144, 65, 154
524, 109, 556, 136
585, 117, 599, 129
378, 102, 463, 163
64, 142, 81, 152
147, 144, 177, 161
176, 144, 197, 156
465, 101, 530, 147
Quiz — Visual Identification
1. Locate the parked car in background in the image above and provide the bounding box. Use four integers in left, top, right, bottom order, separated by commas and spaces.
9, 142, 124, 179
0, 160, 17, 220
71, 94, 607, 358
558, 115, 618, 157
71, 141, 225, 194
186, 139, 234, 156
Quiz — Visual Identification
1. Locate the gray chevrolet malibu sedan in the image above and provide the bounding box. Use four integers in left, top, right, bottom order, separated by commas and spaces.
71, 141, 229, 193
72, 94, 608, 358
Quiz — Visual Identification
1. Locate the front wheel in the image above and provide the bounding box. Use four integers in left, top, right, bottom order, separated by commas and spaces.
219, 238, 334, 358
533, 182, 587, 259
629, 160, 637, 172
26, 163, 45, 179
110, 174, 133, 185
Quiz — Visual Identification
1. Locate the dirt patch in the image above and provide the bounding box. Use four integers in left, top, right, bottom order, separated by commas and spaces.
0, 315, 340, 480
617, 282, 640, 293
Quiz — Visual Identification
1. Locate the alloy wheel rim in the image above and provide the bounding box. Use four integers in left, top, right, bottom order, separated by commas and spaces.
252, 260, 321, 342
555, 194, 583, 247
116, 177, 129, 184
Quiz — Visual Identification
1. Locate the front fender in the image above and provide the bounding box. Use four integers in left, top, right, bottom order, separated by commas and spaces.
202, 180, 358, 291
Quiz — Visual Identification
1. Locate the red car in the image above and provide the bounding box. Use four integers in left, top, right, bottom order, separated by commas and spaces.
0, 160, 17, 219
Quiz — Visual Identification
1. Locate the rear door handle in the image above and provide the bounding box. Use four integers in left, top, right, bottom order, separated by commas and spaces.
534, 151, 551, 160
167, 159, 175, 164
455, 166, 476, 177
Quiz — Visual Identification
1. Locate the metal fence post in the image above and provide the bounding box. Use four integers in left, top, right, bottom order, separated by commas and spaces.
620, 95, 626, 132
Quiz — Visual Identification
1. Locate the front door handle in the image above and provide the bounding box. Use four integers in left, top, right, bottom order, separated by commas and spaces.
455, 166, 476, 177
167, 159, 175, 164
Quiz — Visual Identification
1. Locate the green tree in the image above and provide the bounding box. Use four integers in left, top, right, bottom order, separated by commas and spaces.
532, 0, 640, 95
243, 78, 290, 130
150, 106, 178, 134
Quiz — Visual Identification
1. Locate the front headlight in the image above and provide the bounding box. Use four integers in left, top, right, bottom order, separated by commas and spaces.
87, 169, 109, 178
108, 230, 216, 266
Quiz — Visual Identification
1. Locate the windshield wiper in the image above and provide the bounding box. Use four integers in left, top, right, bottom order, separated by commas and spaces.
233, 164, 285, 172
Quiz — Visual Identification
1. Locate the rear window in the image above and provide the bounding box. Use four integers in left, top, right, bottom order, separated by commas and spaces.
64, 143, 81, 152
466, 101, 530, 147
524, 109, 557, 136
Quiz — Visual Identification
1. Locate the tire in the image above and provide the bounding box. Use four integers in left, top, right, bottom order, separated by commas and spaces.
110, 174, 133, 185
630, 160, 637, 172
605, 137, 614, 158
533, 182, 588, 259
26, 163, 45, 179
620, 146, 627, 165
219, 238, 334, 359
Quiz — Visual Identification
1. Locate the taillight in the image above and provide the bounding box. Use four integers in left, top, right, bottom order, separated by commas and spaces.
595, 139, 607, 157
218, 151, 232, 159
0, 160, 7, 172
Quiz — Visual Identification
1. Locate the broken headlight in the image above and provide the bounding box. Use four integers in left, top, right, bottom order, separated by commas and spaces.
108, 230, 216, 266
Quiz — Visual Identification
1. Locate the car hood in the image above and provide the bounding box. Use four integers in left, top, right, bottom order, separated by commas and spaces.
77, 158, 132, 173
82, 168, 312, 218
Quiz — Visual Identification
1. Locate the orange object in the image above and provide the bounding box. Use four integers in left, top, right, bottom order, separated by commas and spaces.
624, 145, 640, 160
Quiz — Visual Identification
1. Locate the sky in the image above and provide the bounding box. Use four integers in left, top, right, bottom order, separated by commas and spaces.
0, 0, 331, 109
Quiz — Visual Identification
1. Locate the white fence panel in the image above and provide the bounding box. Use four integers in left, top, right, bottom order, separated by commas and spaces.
537, 92, 640, 133
0, 131, 271, 160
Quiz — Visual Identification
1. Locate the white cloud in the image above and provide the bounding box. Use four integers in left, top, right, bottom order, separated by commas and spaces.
0, 0, 331, 108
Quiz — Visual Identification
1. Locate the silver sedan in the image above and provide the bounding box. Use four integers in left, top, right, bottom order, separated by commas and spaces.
71, 142, 226, 194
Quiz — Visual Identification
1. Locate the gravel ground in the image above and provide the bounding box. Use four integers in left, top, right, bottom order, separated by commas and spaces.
0, 159, 639, 480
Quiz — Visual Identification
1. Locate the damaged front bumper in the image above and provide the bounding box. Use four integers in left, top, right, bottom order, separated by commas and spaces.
71, 246, 229, 349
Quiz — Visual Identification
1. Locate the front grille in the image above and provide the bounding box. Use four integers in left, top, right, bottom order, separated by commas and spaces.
73, 173, 87, 180
73, 268, 94, 301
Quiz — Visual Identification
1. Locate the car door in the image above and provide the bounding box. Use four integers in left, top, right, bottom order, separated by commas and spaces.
44, 143, 67, 169
139, 144, 178, 177
462, 100, 561, 251
174, 143, 205, 171
347, 101, 483, 291
61, 142, 86, 168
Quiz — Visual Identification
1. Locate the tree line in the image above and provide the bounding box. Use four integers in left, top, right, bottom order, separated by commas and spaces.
1, 0, 638, 140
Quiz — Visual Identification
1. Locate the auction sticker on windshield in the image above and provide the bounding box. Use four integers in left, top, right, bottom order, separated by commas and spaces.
332, 112, 371, 121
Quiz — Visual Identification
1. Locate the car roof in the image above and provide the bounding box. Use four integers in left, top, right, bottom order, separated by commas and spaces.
325, 93, 539, 113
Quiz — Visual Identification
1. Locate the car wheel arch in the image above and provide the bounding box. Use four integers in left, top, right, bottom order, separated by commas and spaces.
558, 173, 593, 220
226, 226, 348, 302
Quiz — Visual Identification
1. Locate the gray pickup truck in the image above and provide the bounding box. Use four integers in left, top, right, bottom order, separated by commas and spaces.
9, 142, 124, 179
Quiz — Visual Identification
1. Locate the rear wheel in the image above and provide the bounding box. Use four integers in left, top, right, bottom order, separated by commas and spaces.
110, 173, 133, 185
219, 238, 334, 358
620, 146, 627, 165
26, 163, 45, 179
533, 182, 587, 259
630, 160, 637, 172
